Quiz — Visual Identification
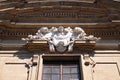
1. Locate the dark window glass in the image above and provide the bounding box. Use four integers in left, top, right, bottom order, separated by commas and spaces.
63, 74, 71, 80
43, 67, 51, 73
43, 61, 80, 80
52, 66, 60, 74
43, 74, 51, 80
52, 74, 60, 80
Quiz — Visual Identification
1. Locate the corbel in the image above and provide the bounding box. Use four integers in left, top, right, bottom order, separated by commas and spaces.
89, 57, 96, 68
25, 55, 39, 80
32, 54, 39, 66
83, 54, 96, 67
83, 54, 90, 66
25, 54, 39, 69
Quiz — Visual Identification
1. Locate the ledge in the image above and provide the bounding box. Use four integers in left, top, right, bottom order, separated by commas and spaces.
95, 50, 120, 54
0, 40, 119, 50
26, 40, 96, 53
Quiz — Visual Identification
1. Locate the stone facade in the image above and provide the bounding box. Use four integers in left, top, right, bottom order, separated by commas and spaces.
0, 0, 120, 80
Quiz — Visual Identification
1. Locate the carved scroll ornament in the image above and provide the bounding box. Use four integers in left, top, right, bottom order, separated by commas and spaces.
22, 26, 100, 52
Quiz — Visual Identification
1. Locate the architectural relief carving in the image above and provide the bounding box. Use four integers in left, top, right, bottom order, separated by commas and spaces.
22, 26, 100, 52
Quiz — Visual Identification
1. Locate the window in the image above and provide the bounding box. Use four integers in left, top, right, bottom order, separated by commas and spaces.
43, 61, 80, 80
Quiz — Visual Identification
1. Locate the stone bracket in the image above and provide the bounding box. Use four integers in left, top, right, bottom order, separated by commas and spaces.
32, 54, 39, 66
83, 54, 96, 67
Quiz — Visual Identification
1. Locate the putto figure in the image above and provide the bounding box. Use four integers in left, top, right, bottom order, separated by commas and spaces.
22, 26, 100, 52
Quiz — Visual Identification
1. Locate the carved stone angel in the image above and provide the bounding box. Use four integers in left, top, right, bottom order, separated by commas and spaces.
72, 27, 87, 40
22, 26, 100, 52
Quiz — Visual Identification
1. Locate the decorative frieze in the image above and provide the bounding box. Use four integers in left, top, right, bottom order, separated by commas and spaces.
0, 25, 120, 40
0, 11, 109, 19
0, 30, 34, 36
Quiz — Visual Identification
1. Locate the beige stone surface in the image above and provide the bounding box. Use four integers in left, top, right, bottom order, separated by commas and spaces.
93, 64, 120, 80
1, 54, 120, 80
0, 56, 29, 80
92, 56, 120, 80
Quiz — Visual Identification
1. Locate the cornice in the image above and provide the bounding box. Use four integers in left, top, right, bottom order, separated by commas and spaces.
0, 0, 120, 10
0, 7, 119, 15
0, 7, 119, 25
0, 0, 119, 40
1, 41, 119, 53
0, 40, 119, 51
0, 22, 120, 39
0, 21, 119, 29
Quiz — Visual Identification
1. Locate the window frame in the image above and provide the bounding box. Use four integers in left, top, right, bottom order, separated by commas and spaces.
41, 55, 82, 80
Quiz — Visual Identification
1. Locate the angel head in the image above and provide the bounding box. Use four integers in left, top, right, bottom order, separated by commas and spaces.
73, 27, 84, 34
39, 27, 49, 35
58, 26, 64, 33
